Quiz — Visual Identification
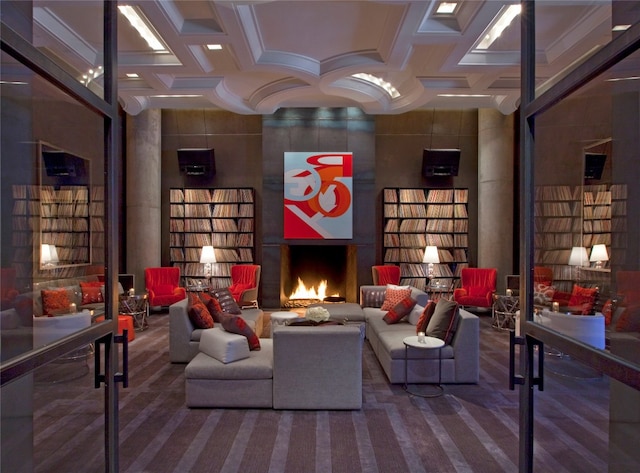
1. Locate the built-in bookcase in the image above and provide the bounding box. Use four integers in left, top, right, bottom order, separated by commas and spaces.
534, 184, 625, 293
169, 187, 255, 288
382, 187, 469, 290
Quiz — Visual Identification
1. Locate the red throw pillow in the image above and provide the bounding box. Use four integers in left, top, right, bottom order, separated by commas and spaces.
188, 301, 214, 329
41, 288, 72, 316
416, 301, 436, 333
199, 292, 224, 323
381, 286, 411, 311
220, 314, 260, 350
568, 284, 597, 315
383, 297, 416, 324
80, 281, 104, 304
602, 299, 613, 326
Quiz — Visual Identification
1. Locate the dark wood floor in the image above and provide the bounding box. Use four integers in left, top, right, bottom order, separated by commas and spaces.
31, 309, 614, 472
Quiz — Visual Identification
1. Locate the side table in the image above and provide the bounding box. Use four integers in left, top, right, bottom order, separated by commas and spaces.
492, 294, 519, 330
403, 335, 445, 398
119, 294, 149, 331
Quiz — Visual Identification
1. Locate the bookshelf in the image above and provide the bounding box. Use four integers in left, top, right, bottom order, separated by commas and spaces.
534, 184, 623, 293
169, 187, 255, 288
382, 188, 469, 291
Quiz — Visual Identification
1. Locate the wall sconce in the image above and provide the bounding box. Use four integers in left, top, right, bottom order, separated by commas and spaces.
590, 244, 609, 269
423, 245, 440, 278
41, 244, 59, 267
200, 245, 216, 278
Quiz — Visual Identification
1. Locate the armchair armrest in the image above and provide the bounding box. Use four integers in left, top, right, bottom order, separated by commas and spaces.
239, 286, 258, 305
453, 288, 468, 299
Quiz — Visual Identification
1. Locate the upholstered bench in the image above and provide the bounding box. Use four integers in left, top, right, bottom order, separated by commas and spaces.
307, 302, 366, 322
185, 328, 273, 408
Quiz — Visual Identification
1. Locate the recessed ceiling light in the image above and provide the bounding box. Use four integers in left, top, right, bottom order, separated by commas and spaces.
151, 95, 203, 98
438, 94, 490, 98
118, 5, 165, 51
351, 73, 400, 99
476, 4, 521, 50
206, 44, 223, 50
126, 73, 139, 78
436, 2, 458, 15
612, 24, 631, 32
606, 76, 640, 82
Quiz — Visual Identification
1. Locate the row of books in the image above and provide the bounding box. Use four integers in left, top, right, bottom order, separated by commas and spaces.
384, 188, 469, 204
171, 188, 254, 204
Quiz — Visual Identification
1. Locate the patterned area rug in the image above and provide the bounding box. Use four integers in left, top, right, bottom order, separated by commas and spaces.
32, 310, 612, 473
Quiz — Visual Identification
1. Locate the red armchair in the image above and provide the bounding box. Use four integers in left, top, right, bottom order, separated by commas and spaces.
372, 265, 401, 285
229, 264, 261, 307
145, 267, 186, 307
453, 268, 497, 309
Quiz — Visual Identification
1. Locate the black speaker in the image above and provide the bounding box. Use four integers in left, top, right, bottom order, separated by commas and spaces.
422, 149, 460, 177
177, 148, 216, 176
584, 153, 606, 180
42, 150, 86, 177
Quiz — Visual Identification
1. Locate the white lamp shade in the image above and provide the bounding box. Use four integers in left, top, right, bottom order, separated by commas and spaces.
49, 245, 59, 263
590, 244, 609, 263
41, 244, 52, 264
568, 246, 589, 266
422, 245, 440, 264
200, 245, 216, 264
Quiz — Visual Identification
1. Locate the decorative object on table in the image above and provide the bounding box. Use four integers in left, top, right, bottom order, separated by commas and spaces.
422, 245, 439, 279
304, 305, 330, 323
589, 244, 609, 269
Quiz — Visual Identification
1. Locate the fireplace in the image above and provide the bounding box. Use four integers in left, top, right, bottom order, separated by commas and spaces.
280, 244, 357, 307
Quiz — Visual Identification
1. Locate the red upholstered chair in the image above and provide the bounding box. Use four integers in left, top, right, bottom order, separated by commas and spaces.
144, 267, 186, 308
372, 265, 401, 285
229, 264, 261, 307
453, 268, 497, 309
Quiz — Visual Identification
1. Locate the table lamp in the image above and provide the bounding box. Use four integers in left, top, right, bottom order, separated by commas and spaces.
589, 244, 608, 269
423, 245, 440, 279
200, 245, 217, 278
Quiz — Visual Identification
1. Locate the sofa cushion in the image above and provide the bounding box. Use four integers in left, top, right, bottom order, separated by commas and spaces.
199, 327, 250, 364
381, 285, 412, 311
426, 298, 459, 344
568, 284, 598, 314
41, 288, 72, 316
416, 301, 436, 333
361, 287, 387, 308
212, 288, 242, 315
533, 283, 555, 306
80, 282, 104, 305
408, 302, 425, 326
188, 301, 214, 329
220, 314, 260, 350
383, 296, 416, 324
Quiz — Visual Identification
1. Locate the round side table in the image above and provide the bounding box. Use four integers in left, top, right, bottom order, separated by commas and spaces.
403, 335, 445, 398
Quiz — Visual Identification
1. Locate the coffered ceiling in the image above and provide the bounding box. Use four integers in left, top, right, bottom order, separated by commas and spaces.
29, 0, 617, 115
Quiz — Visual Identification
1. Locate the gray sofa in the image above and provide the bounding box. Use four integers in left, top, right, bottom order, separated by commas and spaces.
169, 296, 264, 363
360, 285, 480, 384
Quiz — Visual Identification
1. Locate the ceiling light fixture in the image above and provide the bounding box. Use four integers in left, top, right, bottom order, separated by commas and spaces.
436, 2, 458, 15
80, 65, 103, 86
351, 73, 400, 98
612, 24, 631, 32
151, 94, 202, 98
118, 5, 165, 51
126, 73, 139, 78
476, 4, 521, 50
606, 76, 640, 82
206, 44, 223, 50
438, 93, 490, 97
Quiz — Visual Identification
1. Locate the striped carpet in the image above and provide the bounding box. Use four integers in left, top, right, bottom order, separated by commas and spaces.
32, 310, 611, 473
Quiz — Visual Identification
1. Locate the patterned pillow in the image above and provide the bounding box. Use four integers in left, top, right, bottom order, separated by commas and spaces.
199, 292, 224, 323
426, 298, 459, 344
41, 288, 72, 316
380, 285, 412, 311
220, 314, 260, 350
360, 288, 387, 308
568, 284, 597, 315
80, 281, 104, 304
188, 301, 214, 329
383, 297, 416, 324
416, 301, 436, 333
212, 287, 243, 315
533, 283, 555, 306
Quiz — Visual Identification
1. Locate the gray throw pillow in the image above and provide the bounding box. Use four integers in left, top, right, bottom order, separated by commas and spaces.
212, 287, 242, 315
425, 298, 459, 344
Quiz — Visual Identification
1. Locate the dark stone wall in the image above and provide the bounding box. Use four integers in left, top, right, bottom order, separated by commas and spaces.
160, 107, 479, 308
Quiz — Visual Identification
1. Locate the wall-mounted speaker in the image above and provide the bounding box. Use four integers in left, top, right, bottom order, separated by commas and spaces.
42, 150, 86, 177
422, 149, 460, 177
177, 148, 216, 176
584, 153, 607, 180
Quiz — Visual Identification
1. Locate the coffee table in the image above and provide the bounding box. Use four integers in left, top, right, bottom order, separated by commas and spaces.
403, 335, 445, 397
